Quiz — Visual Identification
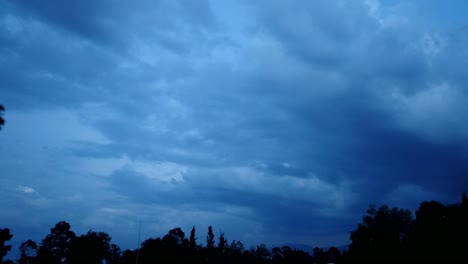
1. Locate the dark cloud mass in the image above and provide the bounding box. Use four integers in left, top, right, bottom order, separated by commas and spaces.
1, 0, 468, 254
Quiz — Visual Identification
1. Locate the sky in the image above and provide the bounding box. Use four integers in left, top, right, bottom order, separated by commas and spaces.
1, 0, 468, 256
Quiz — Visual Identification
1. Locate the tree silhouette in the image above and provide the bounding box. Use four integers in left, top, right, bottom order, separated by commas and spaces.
254, 244, 271, 263
313, 247, 325, 264
19, 240, 38, 264
270, 247, 282, 264
107, 243, 121, 264
139, 227, 194, 264
344, 196, 468, 263
0, 228, 13, 263
140, 237, 162, 264
410, 200, 447, 259
228, 240, 244, 263
120, 249, 136, 264
407, 196, 468, 261
68, 230, 113, 264
189, 226, 197, 251
3, 195, 468, 264
325, 246, 341, 263
348, 205, 413, 261
0, 105, 5, 130
164, 227, 185, 247
218, 232, 227, 255
37, 221, 76, 264
206, 226, 215, 249
276, 247, 312, 264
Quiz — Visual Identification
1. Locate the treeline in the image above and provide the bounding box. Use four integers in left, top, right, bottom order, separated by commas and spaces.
345, 192, 468, 262
1, 193, 468, 263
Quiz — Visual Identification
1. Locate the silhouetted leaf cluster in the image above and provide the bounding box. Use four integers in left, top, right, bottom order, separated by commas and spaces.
344, 192, 468, 262
0, 104, 5, 130
1, 193, 468, 263
0, 228, 13, 263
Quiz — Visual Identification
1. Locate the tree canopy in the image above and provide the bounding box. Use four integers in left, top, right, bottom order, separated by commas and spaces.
2, 193, 468, 263
0, 228, 13, 263
346, 192, 468, 262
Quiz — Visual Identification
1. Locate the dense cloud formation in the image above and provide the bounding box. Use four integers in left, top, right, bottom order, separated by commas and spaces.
1, 0, 468, 253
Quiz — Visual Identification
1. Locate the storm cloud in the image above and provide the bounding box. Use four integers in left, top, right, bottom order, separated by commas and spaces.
1, 0, 468, 253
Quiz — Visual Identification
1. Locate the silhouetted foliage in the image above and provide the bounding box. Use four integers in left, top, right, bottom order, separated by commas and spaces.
406, 194, 468, 262
325, 246, 341, 263
218, 232, 227, 254
271, 246, 312, 264
68, 230, 114, 264
348, 204, 413, 262
120, 249, 136, 264
290, 248, 313, 264
37, 221, 76, 264
189, 226, 197, 251
255, 244, 271, 263
271, 247, 281, 263
18, 240, 37, 264
346, 193, 468, 262
139, 237, 161, 264
206, 226, 215, 249
0, 105, 5, 130
313, 247, 325, 264
227, 240, 244, 263
0, 228, 13, 263
107, 244, 121, 264
4, 192, 468, 263
139, 227, 197, 264
313, 246, 342, 264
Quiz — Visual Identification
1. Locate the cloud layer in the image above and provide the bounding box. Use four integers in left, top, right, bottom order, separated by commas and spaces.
1, 0, 468, 253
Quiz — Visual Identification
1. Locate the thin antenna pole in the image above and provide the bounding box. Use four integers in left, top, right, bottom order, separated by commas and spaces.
135, 220, 141, 264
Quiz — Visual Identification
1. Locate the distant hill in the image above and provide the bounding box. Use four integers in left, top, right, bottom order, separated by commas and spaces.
279, 243, 349, 255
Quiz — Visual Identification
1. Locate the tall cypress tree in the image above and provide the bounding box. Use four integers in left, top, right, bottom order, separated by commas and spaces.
207, 226, 215, 249
218, 232, 226, 254
189, 226, 197, 251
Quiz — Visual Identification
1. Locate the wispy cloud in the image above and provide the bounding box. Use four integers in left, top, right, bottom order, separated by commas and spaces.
15, 185, 36, 194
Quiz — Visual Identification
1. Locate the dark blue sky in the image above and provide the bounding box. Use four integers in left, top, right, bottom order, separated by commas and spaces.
1, 0, 468, 254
